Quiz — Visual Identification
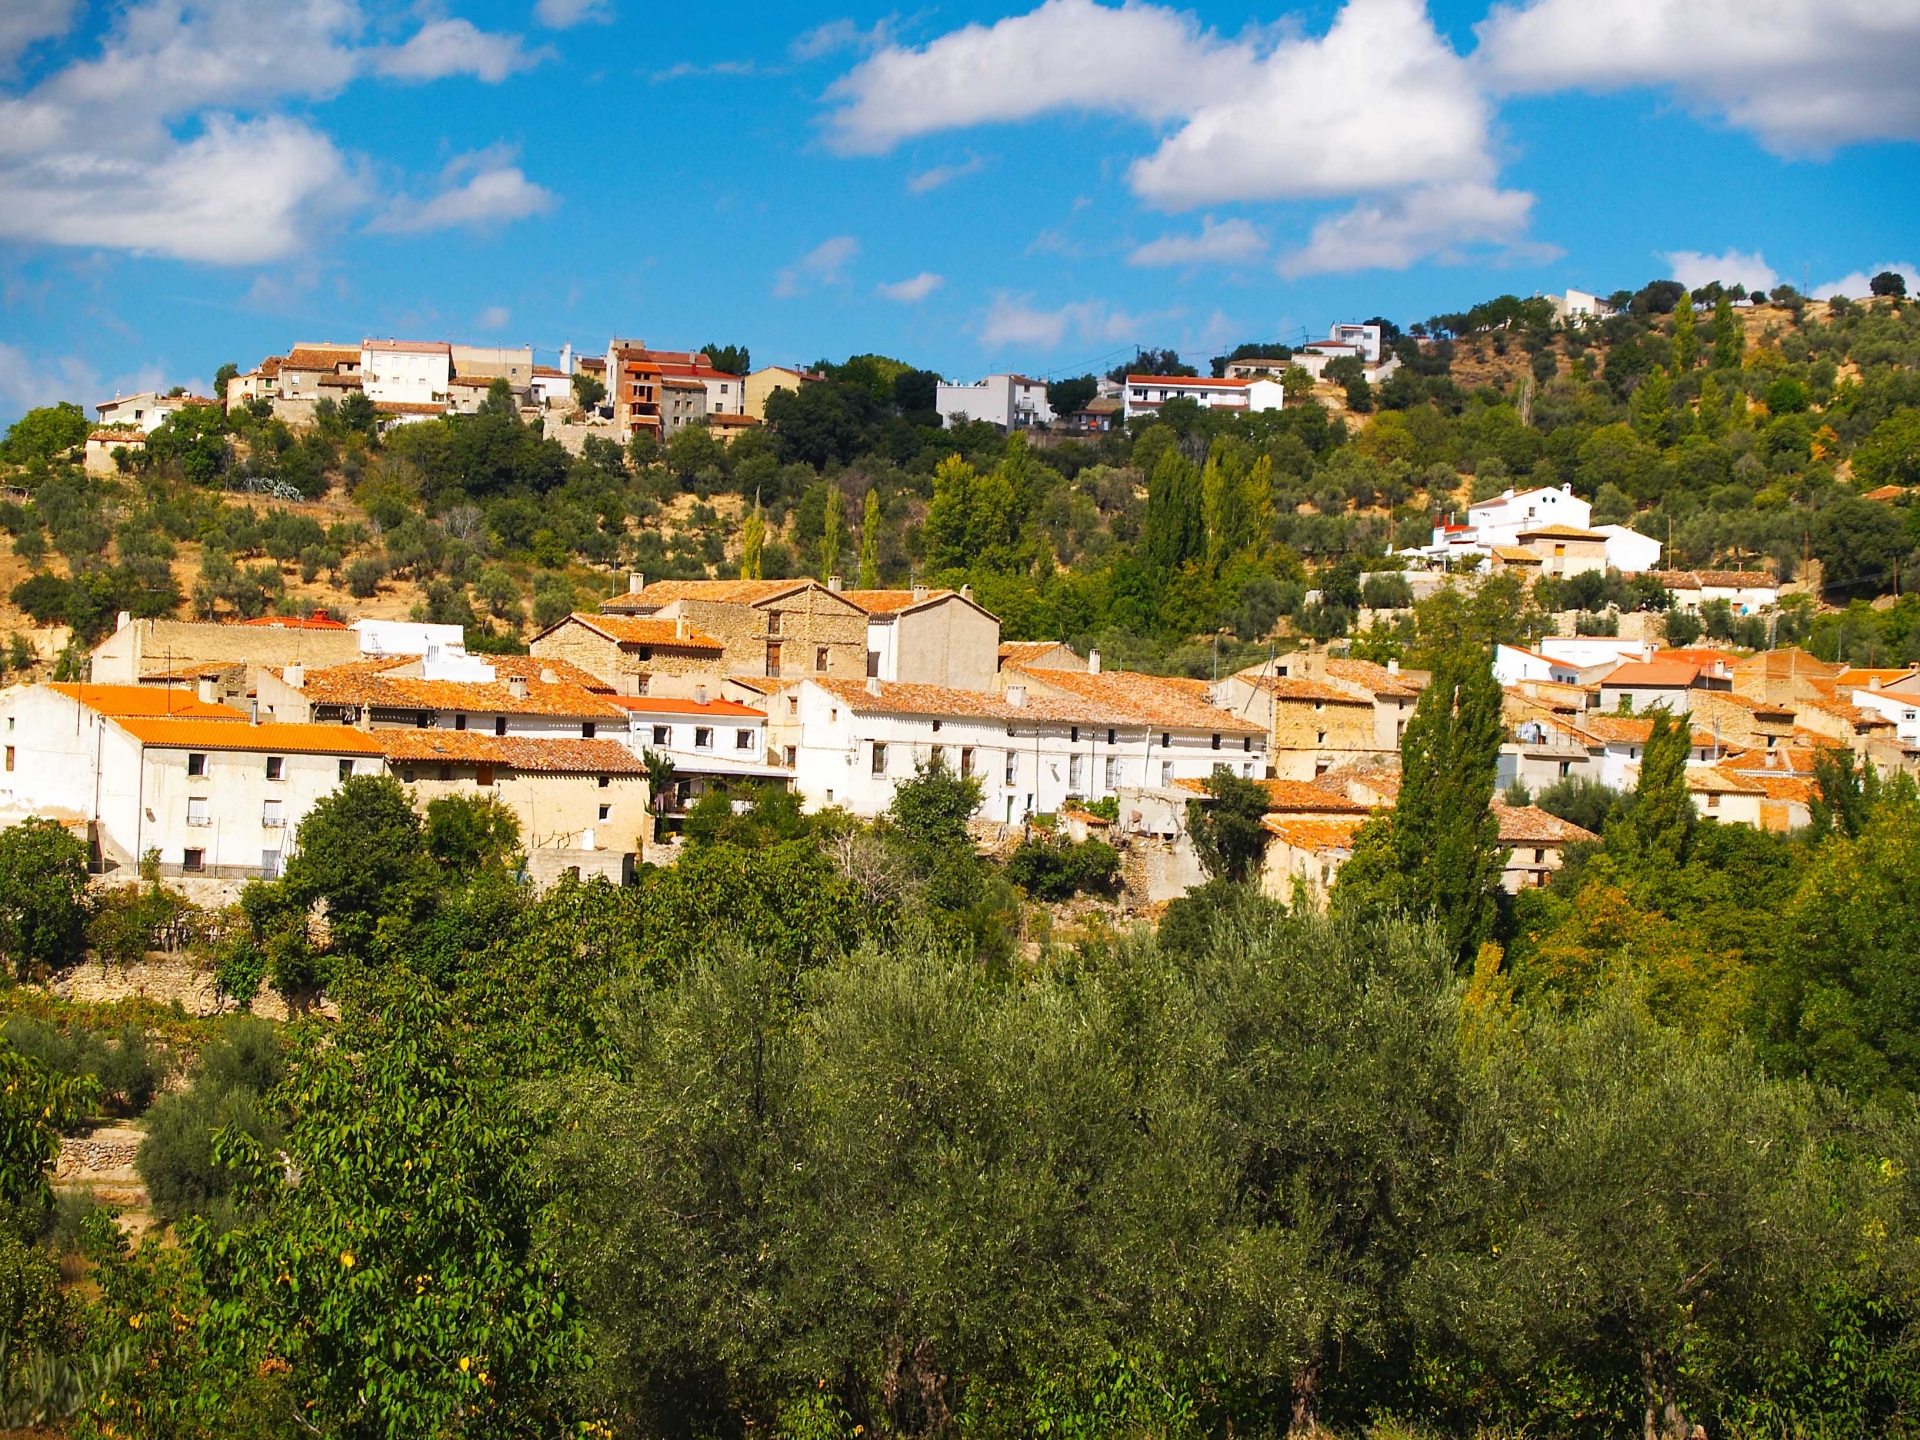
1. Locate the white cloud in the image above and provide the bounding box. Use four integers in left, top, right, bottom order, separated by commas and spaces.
651, 59, 759, 81
0, 342, 98, 420
476, 304, 511, 329
0, 0, 550, 264
1474, 0, 1920, 153
1664, 249, 1780, 294
979, 294, 1167, 350
792, 18, 892, 62
877, 272, 944, 302
774, 235, 859, 297
1129, 216, 1264, 267
535, 0, 612, 29
1809, 262, 1920, 301
1278, 182, 1543, 277
907, 156, 986, 194
0, 0, 79, 73
371, 151, 555, 234
376, 19, 543, 83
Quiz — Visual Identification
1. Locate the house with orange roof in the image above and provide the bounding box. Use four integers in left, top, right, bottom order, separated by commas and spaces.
0, 682, 384, 880
997, 640, 1086, 674
361, 338, 452, 408
1493, 803, 1599, 891
1214, 651, 1422, 780
1598, 659, 1706, 714
1120, 373, 1283, 419
607, 689, 785, 818
529, 611, 729, 699
589, 574, 871, 685
1515, 523, 1609, 577
843, 584, 1000, 690
258, 654, 624, 738
1259, 814, 1366, 904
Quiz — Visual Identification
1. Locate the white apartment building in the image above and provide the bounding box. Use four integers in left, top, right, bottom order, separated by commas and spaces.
361, 339, 452, 407
1326, 323, 1385, 363
1121, 375, 1284, 419
1594, 524, 1663, 574
0, 683, 382, 878
767, 677, 1267, 822
935, 374, 1053, 430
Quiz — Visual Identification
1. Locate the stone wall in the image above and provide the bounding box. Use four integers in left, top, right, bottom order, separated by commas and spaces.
49, 954, 324, 1021
531, 621, 725, 696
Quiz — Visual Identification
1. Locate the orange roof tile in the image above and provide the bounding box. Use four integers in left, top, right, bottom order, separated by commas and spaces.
1323, 656, 1424, 699
1603, 660, 1701, 689
238, 609, 349, 629
841, 588, 956, 615
378, 732, 645, 774
1243, 674, 1373, 705
814, 677, 1111, 726
50, 684, 247, 720
543, 612, 725, 649
608, 696, 765, 718
1684, 768, 1763, 794
609, 579, 831, 609
1717, 744, 1827, 774
1692, 570, 1778, 589
1515, 523, 1606, 540
1492, 803, 1597, 845
1261, 815, 1366, 851
1175, 777, 1369, 813
115, 719, 385, 755
999, 640, 1076, 663
283, 347, 359, 371
293, 666, 623, 718
1576, 715, 1720, 749
1011, 666, 1264, 733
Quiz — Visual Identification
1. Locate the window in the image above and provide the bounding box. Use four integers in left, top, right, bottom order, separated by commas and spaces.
403, 765, 417, 783
694, 727, 713, 749
815, 647, 829, 672
767, 611, 781, 636
960, 746, 974, 777
635, 674, 650, 696
735, 729, 754, 750
1534, 848, 1546, 864
867, 651, 880, 677
1243, 737, 1252, 752
186, 797, 209, 826
1706, 793, 1719, 810
787, 697, 799, 717
1070, 726, 1079, 743
931, 745, 945, 769
265, 756, 284, 781
187, 752, 206, 777
1243, 762, 1254, 777
438, 763, 453, 782
930, 720, 941, 733
261, 850, 281, 879
182, 848, 204, 872
1104, 756, 1119, 789
598, 774, 611, 788
829, 708, 838, 722
1559, 760, 1571, 777
417, 711, 432, 728
871, 742, 888, 775
636, 646, 652, 661
598, 804, 611, 821
1069, 753, 1083, 789
766, 642, 783, 676
1107, 728, 1116, 745
783, 745, 797, 766
1213, 761, 1230, 775
455, 713, 467, 731
582, 722, 596, 738
653, 725, 670, 746
262, 799, 284, 827
1004, 751, 1017, 785
1211, 733, 1222, 750
1316, 731, 1328, 745
1, 745, 10, 772
495, 716, 507, 736
1160, 732, 1170, 748
1314, 701, 1325, 713
1160, 760, 1174, 786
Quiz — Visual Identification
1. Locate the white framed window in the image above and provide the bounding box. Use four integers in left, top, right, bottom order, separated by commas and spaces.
186, 797, 209, 827
261, 799, 284, 828
1160, 760, 1174, 785
871, 741, 888, 775
653, 725, 670, 745
1069, 753, 1083, 789
694, 727, 713, 749
1104, 756, 1119, 789
735, 729, 754, 750
1004, 751, 1016, 785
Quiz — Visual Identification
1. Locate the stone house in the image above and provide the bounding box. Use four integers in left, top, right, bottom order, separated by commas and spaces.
90, 614, 361, 685
597, 577, 871, 684
528, 613, 728, 697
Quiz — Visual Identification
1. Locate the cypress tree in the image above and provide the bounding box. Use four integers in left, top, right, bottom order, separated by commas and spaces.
1712, 294, 1744, 370
1607, 706, 1694, 876
739, 500, 764, 579
857, 489, 881, 589
1145, 446, 1203, 572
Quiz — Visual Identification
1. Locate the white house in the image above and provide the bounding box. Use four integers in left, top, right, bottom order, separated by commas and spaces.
1494, 645, 1582, 686
614, 692, 783, 812
1538, 635, 1656, 669
1122, 375, 1284, 419
1595, 523, 1663, 574
766, 677, 1265, 823
935, 374, 1053, 430
1468, 484, 1593, 548
0, 683, 383, 878
353, 619, 466, 657
1550, 289, 1612, 323
360, 339, 452, 407
94, 392, 214, 434
1326, 323, 1385, 363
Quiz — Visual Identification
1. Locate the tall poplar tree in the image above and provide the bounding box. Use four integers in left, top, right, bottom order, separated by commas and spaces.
817, 485, 845, 582
1145, 446, 1204, 572
857, 489, 881, 589
739, 500, 764, 580
1712, 294, 1745, 370
1671, 294, 1699, 371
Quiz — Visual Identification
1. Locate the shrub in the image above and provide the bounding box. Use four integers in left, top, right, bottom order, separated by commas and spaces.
135, 1016, 284, 1229
1004, 838, 1121, 900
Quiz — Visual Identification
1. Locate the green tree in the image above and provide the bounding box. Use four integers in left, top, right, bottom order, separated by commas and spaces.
1045, 375, 1098, 419
1711, 294, 1745, 370
887, 757, 982, 849
1144, 445, 1203, 572
739, 499, 765, 579
424, 794, 523, 874
817, 483, 845, 581
1851, 412, 1920, 489
571, 372, 606, 410
1671, 296, 1698, 372
1607, 706, 1695, 877
856, 487, 881, 588
0, 817, 91, 980
279, 775, 435, 960
1185, 770, 1270, 884
923, 454, 978, 574
1811, 496, 1906, 597
1868, 270, 1907, 299
701, 343, 751, 376
1, 402, 89, 462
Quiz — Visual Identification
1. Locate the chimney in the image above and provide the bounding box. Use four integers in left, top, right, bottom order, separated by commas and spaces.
912, 584, 928, 602
285, 663, 304, 690
960, 584, 972, 600
865, 676, 882, 697
508, 675, 529, 700
540, 667, 559, 684
675, 615, 690, 640
1087, 648, 1101, 674
249, 699, 260, 725
694, 684, 709, 705
1006, 684, 1027, 708
116, 610, 131, 631
197, 676, 218, 704
629, 572, 645, 594
1870, 675, 1883, 690
828, 575, 843, 593
1386, 658, 1400, 675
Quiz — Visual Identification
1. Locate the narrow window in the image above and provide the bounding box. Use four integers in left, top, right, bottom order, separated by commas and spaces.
1107, 728, 1116, 745
338, 759, 353, 782
787, 697, 799, 717
815, 646, 829, 672
871, 741, 888, 775
438, 763, 453, 782
598, 775, 611, 788
1243, 736, 1252, 752
187, 752, 206, 777
182, 848, 204, 872
1160, 732, 1170, 748
477, 764, 494, 787
767, 611, 781, 636
961, 747, 974, 777
495, 716, 507, 736
1004, 751, 1017, 785
766, 641, 783, 677
265, 756, 284, 781
1211, 733, 1222, 750
1160, 760, 1174, 786
455, 713, 467, 731
261, 799, 284, 827
1104, 756, 1119, 788
186, 797, 208, 826
783, 745, 797, 766
582, 722, 596, 738
653, 725, 670, 745
598, 803, 611, 821
1070, 726, 1079, 743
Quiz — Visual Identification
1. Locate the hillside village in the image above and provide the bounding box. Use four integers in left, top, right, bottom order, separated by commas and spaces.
5, 270, 1920, 1439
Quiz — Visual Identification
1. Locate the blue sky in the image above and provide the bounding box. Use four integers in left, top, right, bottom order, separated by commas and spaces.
2, 0, 1917, 423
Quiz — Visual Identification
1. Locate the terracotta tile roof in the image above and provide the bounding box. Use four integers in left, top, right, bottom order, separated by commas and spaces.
1492, 803, 1597, 845
609, 696, 765, 718
1315, 767, 1402, 803
1835, 666, 1920, 686
1010, 666, 1264, 733
1694, 690, 1797, 718
372, 401, 447, 415
1174, 777, 1369, 813
87, 430, 144, 444
1576, 715, 1720, 749
139, 662, 240, 681
999, 640, 1075, 663
50, 684, 247, 720
1693, 570, 1777, 589
544, 612, 725, 650
1718, 745, 1825, 774
363, 339, 451, 355
1658, 646, 1741, 669
1734, 647, 1839, 679
1125, 374, 1253, 388
1261, 815, 1366, 851
1323, 657, 1423, 699
484, 655, 618, 692
1862, 485, 1908, 502
378, 732, 646, 774
1804, 698, 1896, 731
707, 413, 760, 427
611, 579, 827, 608
1515, 523, 1606, 540
1732, 772, 1814, 802
1242, 674, 1373, 705
294, 666, 624, 718
841, 588, 956, 615
1490, 546, 1541, 563
258, 356, 284, 377
238, 609, 349, 629
1602, 660, 1701, 689
814, 677, 1111, 726
115, 719, 385, 755
283, 347, 359, 371
1685, 768, 1763, 794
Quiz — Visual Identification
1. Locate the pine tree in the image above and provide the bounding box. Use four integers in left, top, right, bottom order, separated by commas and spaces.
857, 489, 881, 589
818, 486, 844, 583
739, 500, 764, 580
1712, 295, 1744, 370
1671, 294, 1699, 372
1630, 366, 1673, 442
1695, 373, 1727, 440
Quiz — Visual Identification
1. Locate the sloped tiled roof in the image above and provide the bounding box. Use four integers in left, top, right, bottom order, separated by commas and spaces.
1693, 570, 1778, 589
1323, 656, 1423, 699
1515, 523, 1606, 540
814, 677, 1109, 726
378, 732, 645, 774
544, 613, 725, 650
238, 610, 350, 629
998, 640, 1077, 664
1010, 666, 1264, 733
1602, 660, 1701, 689
1175, 777, 1369, 813
1261, 815, 1366, 852
50, 684, 247, 720
484, 654, 618, 692
841, 588, 955, 615
1576, 715, 1720, 749
294, 666, 623, 718
1685, 768, 1764, 794
1315, 767, 1402, 804
1241, 674, 1373, 705
611, 579, 829, 608
1492, 803, 1598, 845
609, 696, 765, 718
1717, 745, 1825, 774
115, 719, 384, 754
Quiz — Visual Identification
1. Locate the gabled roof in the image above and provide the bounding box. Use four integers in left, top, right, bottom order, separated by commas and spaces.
606, 578, 856, 611
1685, 768, 1763, 794
1693, 570, 1778, 589
1124, 374, 1254, 389
49, 684, 247, 720
1238, 674, 1372, 705
1576, 715, 1719, 749
1011, 666, 1264, 733
539, 612, 725, 650
998, 640, 1078, 664
812, 677, 1110, 726
1492, 803, 1597, 845
363, 339, 452, 355
841, 587, 994, 620
292, 666, 624, 718
114, 719, 385, 754
1602, 660, 1701, 689
1468, 485, 1569, 511
377, 732, 646, 774
1261, 815, 1366, 852
283, 346, 360, 371
609, 696, 765, 718
1323, 657, 1424, 699
1515, 523, 1606, 540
